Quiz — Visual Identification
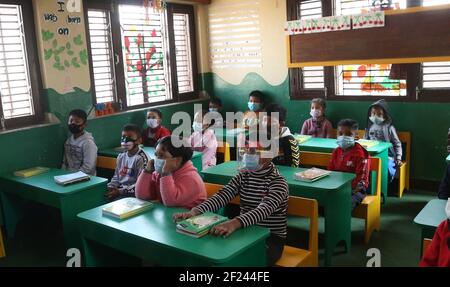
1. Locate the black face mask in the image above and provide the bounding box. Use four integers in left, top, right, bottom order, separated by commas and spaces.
68, 123, 83, 134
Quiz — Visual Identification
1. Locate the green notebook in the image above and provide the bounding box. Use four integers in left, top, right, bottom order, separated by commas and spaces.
102, 198, 153, 220
176, 212, 228, 238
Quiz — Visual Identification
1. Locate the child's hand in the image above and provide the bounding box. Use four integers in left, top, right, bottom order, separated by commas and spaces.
209, 219, 242, 238
145, 159, 155, 173
106, 187, 120, 200
172, 209, 201, 222
395, 159, 403, 167
162, 158, 179, 174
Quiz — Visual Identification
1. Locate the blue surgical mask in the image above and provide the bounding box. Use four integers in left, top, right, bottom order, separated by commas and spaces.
248, 102, 262, 112
310, 109, 322, 119
147, 118, 159, 129
369, 116, 384, 125
209, 108, 218, 113
192, 122, 203, 132
242, 153, 260, 171
154, 158, 165, 174
337, 136, 355, 150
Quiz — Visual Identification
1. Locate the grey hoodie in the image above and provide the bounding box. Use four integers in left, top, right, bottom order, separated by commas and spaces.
62, 131, 98, 176
364, 99, 402, 161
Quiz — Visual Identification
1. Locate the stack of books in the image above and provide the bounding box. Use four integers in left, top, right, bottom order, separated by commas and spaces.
54, 171, 90, 186
176, 212, 228, 238
294, 168, 331, 182
102, 198, 154, 220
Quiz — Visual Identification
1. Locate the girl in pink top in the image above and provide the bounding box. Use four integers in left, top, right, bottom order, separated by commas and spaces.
189, 110, 218, 171
300, 98, 333, 138
135, 136, 206, 209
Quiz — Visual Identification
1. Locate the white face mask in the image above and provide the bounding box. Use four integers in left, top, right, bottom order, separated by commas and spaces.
147, 118, 159, 129
370, 116, 384, 125
310, 109, 322, 119
446, 199, 450, 219
154, 158, 165, 174
192, 122, 203, 132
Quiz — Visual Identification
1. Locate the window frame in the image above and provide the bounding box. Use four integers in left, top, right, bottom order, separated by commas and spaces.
287, 0, 450, 102
0, 0, 43, 129
84, 0, 199, 111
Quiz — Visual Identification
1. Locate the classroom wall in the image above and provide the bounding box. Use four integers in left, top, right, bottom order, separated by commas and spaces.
199, 0, 450, 183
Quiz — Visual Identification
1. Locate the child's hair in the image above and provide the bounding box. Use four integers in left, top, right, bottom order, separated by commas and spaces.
210, 98, 222, 107
122, 123, 142, 138
249, 90, 265, 102
148, 108, 162, 119
265, 103, 287, 123
337, 119, 358, 131
69, 109, 87, 123
157, 136, 193, 165
311, 98, 326, 109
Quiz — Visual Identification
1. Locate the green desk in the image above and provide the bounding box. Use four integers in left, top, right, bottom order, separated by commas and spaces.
201, 161, 355, 266
298, 137, 392, 203
446, 154, 450, 163
98, 147, 203, 173
77, 203, 270, 267
0, 169, 107, 249
413, 199, 447, 256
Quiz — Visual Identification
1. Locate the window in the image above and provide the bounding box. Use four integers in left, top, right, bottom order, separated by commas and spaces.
335, 0, 408, 97
85, 1, 198, 110
421, 0, 450, 93
0, 1, 42, 129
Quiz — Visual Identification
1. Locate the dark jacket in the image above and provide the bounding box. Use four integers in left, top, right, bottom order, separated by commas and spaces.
272, 127, 300, 168
364, 99, 402, 161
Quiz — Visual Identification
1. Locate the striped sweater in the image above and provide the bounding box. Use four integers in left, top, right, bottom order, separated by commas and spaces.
194, 163, 289, 238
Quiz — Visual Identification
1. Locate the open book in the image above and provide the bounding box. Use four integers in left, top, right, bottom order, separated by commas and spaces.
14, 167, 50, 178
102, 198, 153, 220
294, 168, 331, 182
293, 134, 312, 144
54, 171, 90, 186
176, 212, 228, 238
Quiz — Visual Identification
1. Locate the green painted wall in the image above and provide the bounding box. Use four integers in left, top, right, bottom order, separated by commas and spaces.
202, 72, 450, 183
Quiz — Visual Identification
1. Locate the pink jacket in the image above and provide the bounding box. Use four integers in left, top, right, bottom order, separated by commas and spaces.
135, 160, 207, 209
300, 118, 333, 138
189, 128, 218, 171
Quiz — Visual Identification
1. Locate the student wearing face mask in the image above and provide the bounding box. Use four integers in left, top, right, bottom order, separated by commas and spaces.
173, 140, 289, 266
61, 109, 98, 176
106, 124, 149, 200
364, 99, 402, 182
135, 136, 206, 209
328, 119, 370, 210
143, 108, 171, 147
437, 128, 450, 200
242, 90, 265, 130
300, 98, 333, 138
208, 98, 225, 128
188, 110, 218, 171
420, 198, 450, 267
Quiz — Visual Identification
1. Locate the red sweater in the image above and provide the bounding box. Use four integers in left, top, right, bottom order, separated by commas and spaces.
143, 126, 171, 147
327, 143, 370, 191
420, 219, 450, 267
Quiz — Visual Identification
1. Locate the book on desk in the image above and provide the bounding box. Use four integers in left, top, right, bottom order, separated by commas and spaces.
54, 171, 90, 186
14, 167, 50, 178
176, 212, 228, 238
294, 167, 331, 182
102, 197, 154, 220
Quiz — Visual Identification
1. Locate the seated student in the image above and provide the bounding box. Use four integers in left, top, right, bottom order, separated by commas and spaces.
173, 142, 289, 266
62, 109, 98, 176
438, 128, 450, 199
420, 198, 450, 267
364, 99, 402, 182
328, 119, 370, 210
135, 136, 206, 209
143, 108, 171, 147
107, 124, 149, 200
300, 98, 333, 138
263, 103, 300, 167
208, 98, 225, 128
189, 110, 218, 171
242, 90, 265, 130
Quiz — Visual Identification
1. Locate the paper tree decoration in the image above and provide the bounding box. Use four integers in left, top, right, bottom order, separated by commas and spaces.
352, 11, 385, 29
